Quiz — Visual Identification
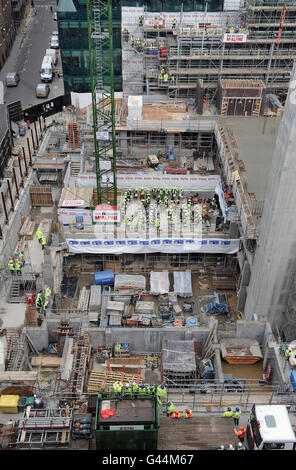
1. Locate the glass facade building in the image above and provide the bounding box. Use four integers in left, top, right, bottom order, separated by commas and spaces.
57, 0, 224, 93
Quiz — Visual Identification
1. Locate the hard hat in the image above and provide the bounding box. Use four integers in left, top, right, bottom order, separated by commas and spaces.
220, 445, 224, 450
236, 407, 240, 411
133, 382, 136, 386
161, 385, 164, 389
125, 383, 130, 387
168, 402, 171, 406
140, 384, 145, 388
185, 409, 190, 413
227, 407, 231, 411
238, 442, 243, 447
229, 444, 234, 450
150, 382, 153, 386
239, 426, 245, 430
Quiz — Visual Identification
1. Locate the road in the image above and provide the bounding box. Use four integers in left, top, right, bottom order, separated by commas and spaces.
0, 1, 64, 110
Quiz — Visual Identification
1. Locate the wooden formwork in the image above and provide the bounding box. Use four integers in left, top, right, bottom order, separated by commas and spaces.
29, 186, 53, 206
217, 78, 265, 117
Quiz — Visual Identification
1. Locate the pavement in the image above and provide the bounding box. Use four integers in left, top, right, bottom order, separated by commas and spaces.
0, 0, 64, 110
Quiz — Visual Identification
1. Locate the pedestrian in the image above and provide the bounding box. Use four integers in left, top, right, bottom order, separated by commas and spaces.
50, 6, 53, 13
234, 426, 246, 443
35, 293, 42, 313
41, 236, 47, 250
223, 407, 233, 418
233, 407, 241, 426
42, 299, 49, 315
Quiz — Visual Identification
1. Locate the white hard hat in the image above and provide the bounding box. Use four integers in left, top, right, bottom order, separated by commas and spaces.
229, 444, 234, 450
238, 442, 242, 447
126, 383, 130, 387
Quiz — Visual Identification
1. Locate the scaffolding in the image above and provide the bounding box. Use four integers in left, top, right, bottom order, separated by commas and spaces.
121, 3, 296, 99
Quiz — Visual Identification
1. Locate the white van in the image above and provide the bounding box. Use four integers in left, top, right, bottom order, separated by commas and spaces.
45, 49, 58, 65
247, 405, 296, 450
40, 56, 53, 82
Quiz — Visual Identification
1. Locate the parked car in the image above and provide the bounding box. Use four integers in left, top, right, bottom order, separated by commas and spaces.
5, 72, 20, 87
52, 30, 58, 38
50, 36, 59, 49
36, 83, 50, 98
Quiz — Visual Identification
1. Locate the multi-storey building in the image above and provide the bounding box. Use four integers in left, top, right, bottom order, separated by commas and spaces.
0, 0, 16, 69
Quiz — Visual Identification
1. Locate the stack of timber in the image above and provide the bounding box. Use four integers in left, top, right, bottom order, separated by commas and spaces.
87, 369, 142, 394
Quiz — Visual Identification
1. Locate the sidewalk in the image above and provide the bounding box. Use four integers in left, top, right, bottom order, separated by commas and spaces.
0, 4, 34, 86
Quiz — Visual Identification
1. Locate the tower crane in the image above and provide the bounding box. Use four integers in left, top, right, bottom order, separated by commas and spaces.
86, 0, 117, 207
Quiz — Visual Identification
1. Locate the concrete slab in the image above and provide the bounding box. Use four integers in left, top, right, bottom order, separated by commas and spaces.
27, 237, 44, 273
0, 296, 25, 329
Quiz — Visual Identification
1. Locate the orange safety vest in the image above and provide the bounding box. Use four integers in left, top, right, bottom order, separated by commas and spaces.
234, 427, 246, 439
172, 410, 182, 419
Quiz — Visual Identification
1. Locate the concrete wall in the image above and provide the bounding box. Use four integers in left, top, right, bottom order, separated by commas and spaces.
244, 64, 296, 328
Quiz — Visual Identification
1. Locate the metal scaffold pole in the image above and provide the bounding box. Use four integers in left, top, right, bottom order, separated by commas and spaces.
87, 0, 117, 206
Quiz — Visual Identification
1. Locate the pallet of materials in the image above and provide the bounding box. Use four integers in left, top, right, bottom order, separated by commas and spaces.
88, 285, 102, 311
108, 312, 122, 327
150, 271, 170, 295
135, 301, 155, 315
87, 370, 142, 393
106, 301, 125, 312
77, 287, 90, 312
114, 274, 146, 291
19, 218, 36, 239
31, 357, 62, 368
220, 338, 263, 364
105, 357, 145, 374
161, 340, 197, 383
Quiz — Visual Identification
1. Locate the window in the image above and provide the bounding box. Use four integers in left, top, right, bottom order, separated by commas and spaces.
262, 443, 285, 450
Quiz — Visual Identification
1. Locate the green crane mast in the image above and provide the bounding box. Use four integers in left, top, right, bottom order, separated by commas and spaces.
87, 0, 117, 207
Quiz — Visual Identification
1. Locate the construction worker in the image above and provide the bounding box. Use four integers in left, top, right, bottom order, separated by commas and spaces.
19, 250, 25, 267
42, 299, 49, 315
35, 229, 43, 243
41, 236, 47, 250
166, 401, 175, 417
182, 409, 192, 418
171, 409, 182, 419
124, 383, 132, 395
285, 347, 292, 359
8, 259, 15, 275
170, 74, 175, 84
223, 407, 233, 418
138, 384, 146, 394
155, 219, 160, 229
35, 291, 43, 313
233, 407, 241, 426
234, 426, 246, 443
228, 444, 235, 450
113, 381, 123, 395
139, 14, 144, 26
156, 384, 167, 398
163, 73, 168, 85
236, 442, 246, 450
44, 287, 52, 300
147, 383, 156, 395
217, 445, 225, 450
126, 217, 131, 226
132, 382, 139, 394
15, 260, 21, 276
158, 72, 163, 84
172, 17, 177, 29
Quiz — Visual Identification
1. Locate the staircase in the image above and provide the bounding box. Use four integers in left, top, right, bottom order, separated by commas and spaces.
7, 279, 24, 303
71, 162, 80, 176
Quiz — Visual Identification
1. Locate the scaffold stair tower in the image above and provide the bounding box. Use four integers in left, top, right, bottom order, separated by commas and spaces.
87, 0, 117, 206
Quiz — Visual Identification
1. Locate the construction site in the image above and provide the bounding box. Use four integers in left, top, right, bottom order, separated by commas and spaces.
0, 0, 296, 453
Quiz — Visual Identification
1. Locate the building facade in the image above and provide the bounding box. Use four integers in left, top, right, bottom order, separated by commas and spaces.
0, 0, 16, 69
